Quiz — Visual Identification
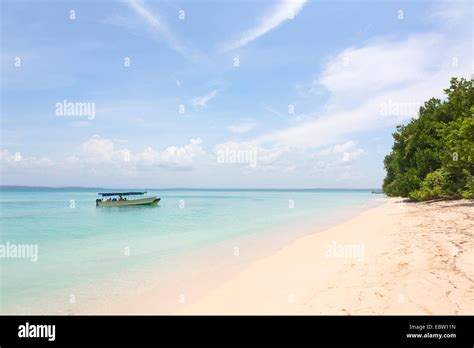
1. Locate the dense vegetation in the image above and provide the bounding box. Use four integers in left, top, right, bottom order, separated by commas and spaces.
383, 77, 474, 201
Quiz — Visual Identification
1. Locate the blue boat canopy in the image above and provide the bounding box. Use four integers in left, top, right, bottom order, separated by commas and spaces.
98, 192, 146, 196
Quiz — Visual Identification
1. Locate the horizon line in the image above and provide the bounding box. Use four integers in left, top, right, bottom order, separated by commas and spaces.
0, 185, 383, 191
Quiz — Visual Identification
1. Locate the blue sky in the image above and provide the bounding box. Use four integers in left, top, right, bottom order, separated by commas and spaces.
1, 0, 472, 188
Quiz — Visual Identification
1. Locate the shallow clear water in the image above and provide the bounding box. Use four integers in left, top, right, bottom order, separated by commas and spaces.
0, 188, 377, 313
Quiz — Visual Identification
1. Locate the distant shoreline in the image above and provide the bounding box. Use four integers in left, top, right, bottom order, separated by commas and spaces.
0, 185, 382, 191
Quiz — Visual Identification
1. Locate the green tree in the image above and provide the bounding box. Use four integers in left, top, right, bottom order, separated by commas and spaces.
383, 77, 474, 201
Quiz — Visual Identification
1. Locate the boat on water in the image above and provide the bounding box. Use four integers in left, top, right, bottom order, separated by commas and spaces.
96, 192, 160, 207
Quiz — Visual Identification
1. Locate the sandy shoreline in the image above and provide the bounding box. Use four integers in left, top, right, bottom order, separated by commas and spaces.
94, 198, 473, 315
172, 198, 473, 314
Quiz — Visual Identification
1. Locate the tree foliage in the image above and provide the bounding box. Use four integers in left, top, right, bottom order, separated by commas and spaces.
383, 77, 474, 201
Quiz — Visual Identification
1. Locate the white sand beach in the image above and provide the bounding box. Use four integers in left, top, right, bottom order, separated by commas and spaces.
94, 198, 473, 315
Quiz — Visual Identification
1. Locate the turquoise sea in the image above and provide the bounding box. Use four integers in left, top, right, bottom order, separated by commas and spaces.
0, 188, 381, 313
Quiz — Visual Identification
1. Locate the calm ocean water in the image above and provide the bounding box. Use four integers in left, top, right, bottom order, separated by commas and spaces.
0, 188, 379, 313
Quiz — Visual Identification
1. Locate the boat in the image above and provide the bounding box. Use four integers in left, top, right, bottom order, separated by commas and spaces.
96, 192, 160, 207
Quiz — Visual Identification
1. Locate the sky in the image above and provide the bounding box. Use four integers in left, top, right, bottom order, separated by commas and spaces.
0, 0, 472, 188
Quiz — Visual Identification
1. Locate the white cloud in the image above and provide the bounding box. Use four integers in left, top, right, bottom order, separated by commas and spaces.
127, 0, 186, 55
65, 136, 206, 172
1, 136, 207, 180
311, 141, 365, 175
191, 89, 218, 108
102, 14, 137, 30
316, 34, 441, 96
212, 139, 363, 174
255, 1, 471, 151
137, 138, 205, 169
264, 105, 285, 118
317, 141, 364, 162
213, 141, 294, 172
227, 121, 256, 133
221, 0, 307, 52
429, 0, 472, 27
0, 150, 54, 169
81, 135, 117, 163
